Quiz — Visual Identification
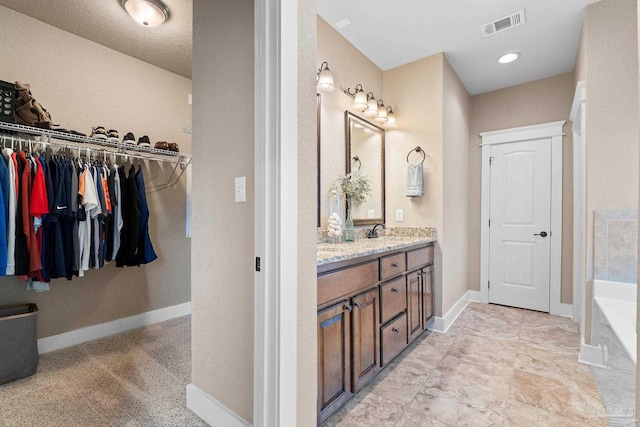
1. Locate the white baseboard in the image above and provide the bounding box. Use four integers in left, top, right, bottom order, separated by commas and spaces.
578, 343, 609, 369
554, 303, 574, 319
430, 290, 472, 333
187, 383, 251, 427
468, 290, 482, 302
38, 302, 192, 354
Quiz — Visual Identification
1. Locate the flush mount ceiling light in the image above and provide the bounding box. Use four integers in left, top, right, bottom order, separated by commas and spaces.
498, 52, 520, 64
121, 0, 169, 27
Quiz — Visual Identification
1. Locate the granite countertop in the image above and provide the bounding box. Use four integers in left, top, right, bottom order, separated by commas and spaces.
317, 236, 436, 266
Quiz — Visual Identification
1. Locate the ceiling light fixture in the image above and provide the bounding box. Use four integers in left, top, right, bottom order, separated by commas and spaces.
316, 62, 336, 93
121, 0, 170, 28
498, 52, 520, 64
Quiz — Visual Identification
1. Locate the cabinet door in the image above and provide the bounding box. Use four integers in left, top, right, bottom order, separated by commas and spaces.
318, 301, 352, 424
352, 288, 380, 392
407, 270, 422, 343
422, 265, 434, 327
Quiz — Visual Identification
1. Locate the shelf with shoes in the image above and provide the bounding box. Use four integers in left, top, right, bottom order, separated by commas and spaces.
0, 122, 191, 186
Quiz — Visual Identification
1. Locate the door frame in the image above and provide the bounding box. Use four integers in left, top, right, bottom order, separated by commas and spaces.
253, 0, 298, 425
479, 121, 570, 316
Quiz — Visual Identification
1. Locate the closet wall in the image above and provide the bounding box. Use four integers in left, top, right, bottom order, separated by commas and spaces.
0, 6, 192, 339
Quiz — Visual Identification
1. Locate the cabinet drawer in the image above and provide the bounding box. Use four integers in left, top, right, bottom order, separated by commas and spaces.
407, 245, 434, 270
380, 277, 406, 324
318, 261, 379, 306
380, 253, 405, 281
381, 313, 407, 366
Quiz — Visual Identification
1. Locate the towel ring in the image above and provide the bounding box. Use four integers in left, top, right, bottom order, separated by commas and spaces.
407, 146, 425, 164
352, 156, 361, 171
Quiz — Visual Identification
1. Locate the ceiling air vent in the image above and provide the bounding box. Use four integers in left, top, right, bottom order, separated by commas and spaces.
481, 10, 526, 37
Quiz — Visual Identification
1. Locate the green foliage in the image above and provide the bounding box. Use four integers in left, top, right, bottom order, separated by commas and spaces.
332, 173, 372, 203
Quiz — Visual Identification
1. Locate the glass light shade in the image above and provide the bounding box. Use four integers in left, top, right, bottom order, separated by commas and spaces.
364, 97, 378, 117
122, 0, 168, 27
353, 91, 368, 110
316, 68, 335, 93
386, 111, 396, 126
375, 105, 388, 123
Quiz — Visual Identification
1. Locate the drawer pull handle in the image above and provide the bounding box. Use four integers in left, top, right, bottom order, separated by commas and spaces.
354, 302, 362, 309
343, 304, 352, 313
391, 263, 399, 268
392, 327, 400, 334
391, 287, 399, 293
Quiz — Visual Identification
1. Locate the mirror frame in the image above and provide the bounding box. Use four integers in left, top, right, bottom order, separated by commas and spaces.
317, 93, 321, 227
345, 111, 385, 226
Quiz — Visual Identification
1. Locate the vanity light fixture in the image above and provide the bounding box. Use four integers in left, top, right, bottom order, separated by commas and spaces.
364, 93, 378, 117
385, 106, 396, 126
344, 84, 368, 109
121, 0, 169, 27
498, 52, 520, 64
316, 62, 336, 93
374, 99, 388, 123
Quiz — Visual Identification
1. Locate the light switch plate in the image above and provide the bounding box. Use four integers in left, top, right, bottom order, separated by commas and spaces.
396, 209, 404, 221
235, 176, 246, 203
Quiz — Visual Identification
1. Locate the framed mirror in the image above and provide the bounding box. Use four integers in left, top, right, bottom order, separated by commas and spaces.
317, 94, 321, 227
345, 111, 385, 226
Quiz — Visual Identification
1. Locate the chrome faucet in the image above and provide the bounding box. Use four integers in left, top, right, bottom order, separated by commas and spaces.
367, 223, 385, 239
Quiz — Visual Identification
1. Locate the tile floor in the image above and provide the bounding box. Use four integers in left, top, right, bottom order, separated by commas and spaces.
0, 316, 206, 427
323, 302, 611, 427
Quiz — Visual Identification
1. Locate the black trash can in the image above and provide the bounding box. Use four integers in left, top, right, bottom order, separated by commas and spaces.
0, 304, 39, 385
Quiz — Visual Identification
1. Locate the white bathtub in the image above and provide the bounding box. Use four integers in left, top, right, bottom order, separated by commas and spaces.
593, 280, 637, 364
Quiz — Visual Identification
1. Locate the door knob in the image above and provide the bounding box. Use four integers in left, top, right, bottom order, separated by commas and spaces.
533, 231, 548, 237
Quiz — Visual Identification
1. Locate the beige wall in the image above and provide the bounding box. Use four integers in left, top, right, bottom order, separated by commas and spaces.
0, 6, 192, 339
318, 17, 383, 228
298, 0, 319, 424
581, 0, 639, 344
191, 0, 254, 423
442, 57, 471, 314
468, 73, 576, 305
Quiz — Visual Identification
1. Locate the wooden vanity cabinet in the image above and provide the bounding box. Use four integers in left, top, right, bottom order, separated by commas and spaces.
317, 242, 434, 425
317, 300, 352, 424
351, 288, 380, 392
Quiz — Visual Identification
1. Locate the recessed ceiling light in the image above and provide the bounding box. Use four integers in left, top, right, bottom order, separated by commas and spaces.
121, 0, 169, 28
498, 52, 520, 64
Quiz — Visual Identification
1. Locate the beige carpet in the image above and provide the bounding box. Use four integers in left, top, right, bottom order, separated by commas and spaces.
0, 316, 206, 427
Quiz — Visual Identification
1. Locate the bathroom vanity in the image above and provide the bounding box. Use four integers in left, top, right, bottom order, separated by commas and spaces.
316, 237, 435, 424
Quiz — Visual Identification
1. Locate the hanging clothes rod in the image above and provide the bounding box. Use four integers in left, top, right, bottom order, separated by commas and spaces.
0, 122, 192, 186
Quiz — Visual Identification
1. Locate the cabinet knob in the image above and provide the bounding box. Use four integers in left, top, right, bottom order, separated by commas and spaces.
353, 302, 362, 310
343, 304, 352, 313
392, 327, 400, 334
391, 287, 399, 293
391, 263, 399, 268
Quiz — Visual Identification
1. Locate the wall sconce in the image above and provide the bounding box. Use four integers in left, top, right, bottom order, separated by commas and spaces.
121, 0, 169, 27
374, 99, 388, 123
316, 62, 335, 93
385, 106, 396, 126
364, 93, 378, 117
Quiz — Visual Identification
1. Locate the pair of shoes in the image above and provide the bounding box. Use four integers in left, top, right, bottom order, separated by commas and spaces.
154, 141, 179, 152
91, 126, 119, 143
122, 132, 151, 148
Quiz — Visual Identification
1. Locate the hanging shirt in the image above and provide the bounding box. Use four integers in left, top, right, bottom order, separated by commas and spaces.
111, 164, 123, 261
134, 166, 157, 266
79, 165, 98, 274
2, 149, 17, 275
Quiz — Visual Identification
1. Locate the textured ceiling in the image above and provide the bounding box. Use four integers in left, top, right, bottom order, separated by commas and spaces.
0, 0, 192, 79
318, 0, 599, 95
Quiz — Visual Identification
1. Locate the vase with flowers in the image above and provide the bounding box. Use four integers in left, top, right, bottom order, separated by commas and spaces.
332, 172, 372, 242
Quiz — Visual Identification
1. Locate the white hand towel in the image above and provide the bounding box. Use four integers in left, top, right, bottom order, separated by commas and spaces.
406, 162, 424, 197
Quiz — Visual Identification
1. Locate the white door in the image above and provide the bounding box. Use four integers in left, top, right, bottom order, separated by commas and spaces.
489, 138, 552, 312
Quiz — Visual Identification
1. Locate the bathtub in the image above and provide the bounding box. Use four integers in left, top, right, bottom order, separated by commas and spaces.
593, 280, 637, 364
